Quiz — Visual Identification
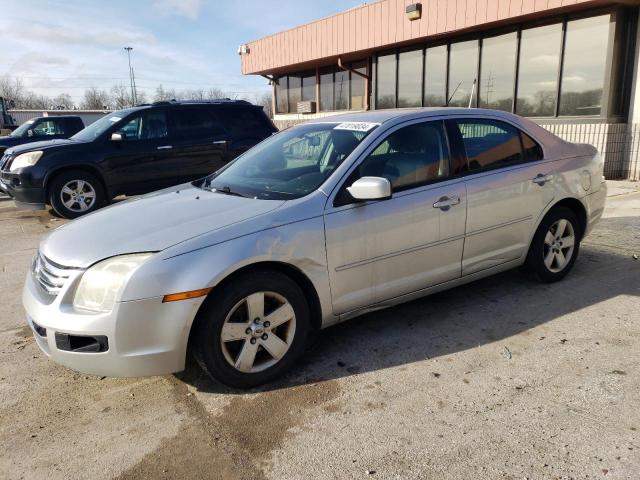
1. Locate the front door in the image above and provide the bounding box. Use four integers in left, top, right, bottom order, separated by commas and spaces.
447, 118, 556, 276
324, 120, 467, 315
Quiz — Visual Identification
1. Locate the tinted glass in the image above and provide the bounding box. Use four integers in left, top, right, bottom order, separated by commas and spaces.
424, 45, 447, 107
319, 70, 334, 111
455, 119, 523, 171
171, 108, 224, 140
479, 32, 517, 111
517, 23, 562, 117
448, 40, 478, 107
288, 75, 301, 113
397, 49, 423, 107
335, 69, 349, 110
302, 73, 315, 102
275, 77, 288, 114
357, 122, 449, 190
376, 53, 396, 109
222, 108, 270, 138
33, 120, 64, 136
204, 123, 375, 200
559, 15, 611, 116
351, 61, 367, 110
116, 111, 168, 141
521, 132, 543, 161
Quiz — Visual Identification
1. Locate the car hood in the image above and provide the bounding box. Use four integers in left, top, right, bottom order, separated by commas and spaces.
5, 138, 82, 155
41, 185, 286, 268
0, 136, 23, 148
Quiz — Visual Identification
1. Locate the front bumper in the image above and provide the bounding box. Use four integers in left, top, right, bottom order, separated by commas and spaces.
0, 173, 46, 206
23, 270, 204, 377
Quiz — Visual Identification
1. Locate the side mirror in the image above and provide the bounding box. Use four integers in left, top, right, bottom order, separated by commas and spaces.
110, 133, 124, 142
347, 176, 392, 201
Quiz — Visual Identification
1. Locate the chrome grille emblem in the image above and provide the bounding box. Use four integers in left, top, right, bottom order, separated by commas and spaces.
31, 252, 77, 296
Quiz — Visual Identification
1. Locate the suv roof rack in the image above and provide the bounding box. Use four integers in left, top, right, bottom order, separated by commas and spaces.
148, 99, 252, 107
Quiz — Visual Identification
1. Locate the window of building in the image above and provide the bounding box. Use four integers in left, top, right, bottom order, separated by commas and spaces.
358, 121, 449, 191
376, 53, 396, 109
424, 45, 447, 107
319, 69, 334, 111
398, 49, 423, 107
275, 77, 288, 114
288, 75, 301, 113
480, 32, 517, 111
351, 61, 368, 110
559, 15, 611, 116
448, 40, 478, 107
454, 119, 523, 171
302, 72, 316, 103
516, 24, 562, 117
335, 69, 349, 110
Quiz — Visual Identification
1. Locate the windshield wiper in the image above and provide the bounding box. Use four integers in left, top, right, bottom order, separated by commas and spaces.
209, 185, 247, 198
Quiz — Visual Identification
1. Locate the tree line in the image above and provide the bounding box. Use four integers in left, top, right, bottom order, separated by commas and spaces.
0, 76, 273, 117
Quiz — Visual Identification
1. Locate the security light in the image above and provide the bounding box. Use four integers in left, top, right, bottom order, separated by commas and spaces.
406, 3, 422, 21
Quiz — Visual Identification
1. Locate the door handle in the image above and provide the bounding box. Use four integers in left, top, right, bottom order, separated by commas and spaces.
212, 140, 227, 145
532, 174, 553, 185
433, 195, 461, 210
157, 145, 173, 150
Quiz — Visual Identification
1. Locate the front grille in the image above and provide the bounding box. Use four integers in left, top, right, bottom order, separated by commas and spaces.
0, 154, 11, 171
32, 252, 77, 296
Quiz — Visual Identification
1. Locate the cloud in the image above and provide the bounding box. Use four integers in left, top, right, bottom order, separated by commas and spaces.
153, 0, 202, 19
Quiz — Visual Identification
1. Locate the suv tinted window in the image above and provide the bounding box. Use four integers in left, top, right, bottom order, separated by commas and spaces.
356, 121, 449, 191
521, 132, 543, 161
171, 108, 225, 140
116, 111, 168, 141
454, 119, 523, 171
221, 107, 271, 138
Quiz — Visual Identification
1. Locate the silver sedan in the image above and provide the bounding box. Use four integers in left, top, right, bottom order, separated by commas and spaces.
23, 108, 606, 388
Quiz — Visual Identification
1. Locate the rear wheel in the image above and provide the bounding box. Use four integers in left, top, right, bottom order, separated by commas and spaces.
48, 170, 105, 219
525, 206, 581, 282
191, 270, 310, 388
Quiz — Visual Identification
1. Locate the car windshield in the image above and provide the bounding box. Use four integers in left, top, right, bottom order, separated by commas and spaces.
9, 120, 35, 137
201, 122, 378, 200
70, 111, 130, 142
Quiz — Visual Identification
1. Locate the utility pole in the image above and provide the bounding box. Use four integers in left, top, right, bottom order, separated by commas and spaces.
124, 47, 138, 105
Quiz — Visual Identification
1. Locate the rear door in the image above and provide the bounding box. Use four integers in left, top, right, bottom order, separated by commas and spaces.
167, 107, 229, 183
447, 117, 554, 275
219, 106, 276, 159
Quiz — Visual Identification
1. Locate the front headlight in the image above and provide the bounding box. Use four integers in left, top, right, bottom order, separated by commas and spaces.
10, 151, 43, 171
73, 253, 154, 313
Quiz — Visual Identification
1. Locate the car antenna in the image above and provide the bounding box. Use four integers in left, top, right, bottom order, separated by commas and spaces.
468, 78, 477, 108
446, 80, 463, 106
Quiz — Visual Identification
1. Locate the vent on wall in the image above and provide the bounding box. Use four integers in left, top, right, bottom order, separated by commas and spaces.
297, 101, 317, 114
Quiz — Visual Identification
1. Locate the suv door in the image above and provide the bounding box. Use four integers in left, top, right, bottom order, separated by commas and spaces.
324, 120, 467, 315
103, 109, 171, 195
447, 118, 554, 275
167, 107, 230, 183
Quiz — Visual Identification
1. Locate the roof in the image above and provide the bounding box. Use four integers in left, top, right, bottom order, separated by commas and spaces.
240, 0, 616, 75
301, 107, 520, 124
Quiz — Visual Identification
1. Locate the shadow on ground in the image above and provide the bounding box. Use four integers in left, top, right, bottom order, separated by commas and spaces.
177, 215, 639, 395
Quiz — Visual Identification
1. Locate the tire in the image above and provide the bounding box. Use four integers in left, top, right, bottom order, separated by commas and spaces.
524, 206, 581, 283
48, 170, 106, 219
191, 270, 311, 389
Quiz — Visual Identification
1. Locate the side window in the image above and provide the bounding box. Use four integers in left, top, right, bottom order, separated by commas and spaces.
171, 108, 225, 141
116, 111, 168, 141
521, 132, 543, 161
222, 108, 271, 139
356, 121, 450, 191
32, 120, 64, 136
455, 119, 523, 172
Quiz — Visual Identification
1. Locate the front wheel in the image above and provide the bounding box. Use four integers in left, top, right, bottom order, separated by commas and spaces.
525, 206, 581, 283
48, 170, 106, 219
191, 270, 311, 388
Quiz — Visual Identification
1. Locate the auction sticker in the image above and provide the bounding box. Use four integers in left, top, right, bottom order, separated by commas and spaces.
334, 122, 379, 132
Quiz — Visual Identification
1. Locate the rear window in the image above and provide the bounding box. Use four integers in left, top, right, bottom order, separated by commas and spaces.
521, 132, 543, 161
454, 119, 524, 171
220, 107, 273, 138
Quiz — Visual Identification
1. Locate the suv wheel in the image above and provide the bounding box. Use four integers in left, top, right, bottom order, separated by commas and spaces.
191, 270, 310, 388
525, 206, 581, 283
49, 170, 105, 219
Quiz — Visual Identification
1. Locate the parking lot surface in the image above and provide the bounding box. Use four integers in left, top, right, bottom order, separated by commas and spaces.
0, 182, 639, 480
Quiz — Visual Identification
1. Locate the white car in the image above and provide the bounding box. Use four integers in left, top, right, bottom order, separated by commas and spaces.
23, 108, 606, 388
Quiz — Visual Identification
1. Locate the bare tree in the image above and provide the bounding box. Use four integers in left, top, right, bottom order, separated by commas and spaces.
110, 84, 134, 109
52, 93, 74, 109
81, 87, 111, 110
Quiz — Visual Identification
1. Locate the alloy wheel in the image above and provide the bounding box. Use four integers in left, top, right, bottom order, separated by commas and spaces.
60, 179, 97, 213
543, 219, 576, 273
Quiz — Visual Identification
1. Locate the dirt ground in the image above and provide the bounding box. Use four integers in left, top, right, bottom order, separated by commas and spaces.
0, 182, 638, 480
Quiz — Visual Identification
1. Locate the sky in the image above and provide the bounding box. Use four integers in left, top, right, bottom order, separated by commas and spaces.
0, 0, 359, 102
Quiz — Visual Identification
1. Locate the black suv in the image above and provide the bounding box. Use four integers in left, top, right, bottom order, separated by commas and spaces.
0, 100, 276, 218
0, 116, 85, 154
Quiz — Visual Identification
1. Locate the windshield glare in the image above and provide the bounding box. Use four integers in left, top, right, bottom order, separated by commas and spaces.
70, 111, 128, 142
10, 120, 35, 137
203, 123, 376, 200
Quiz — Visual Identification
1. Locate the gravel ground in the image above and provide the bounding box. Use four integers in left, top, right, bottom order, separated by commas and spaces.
0, 182, 638, 480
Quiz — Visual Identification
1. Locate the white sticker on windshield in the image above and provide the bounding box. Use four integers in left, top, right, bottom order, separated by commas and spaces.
333, 122, 379, 132
108, 116, 122, 122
